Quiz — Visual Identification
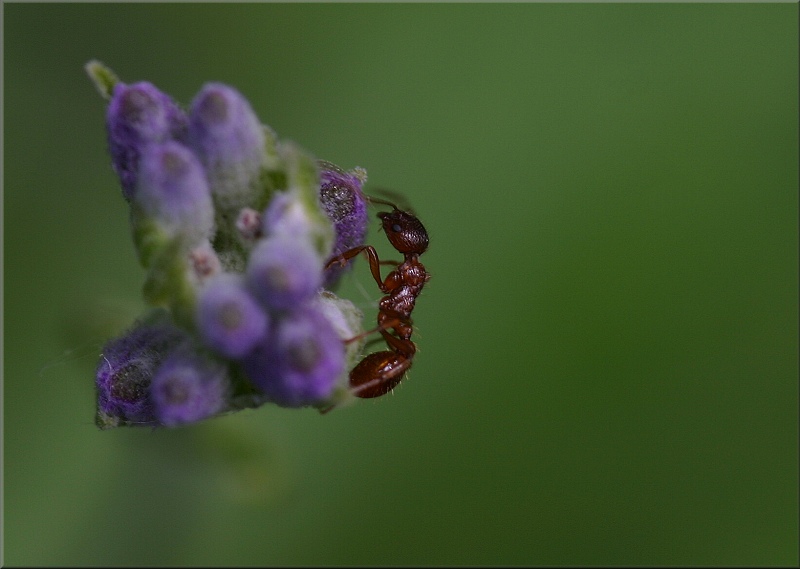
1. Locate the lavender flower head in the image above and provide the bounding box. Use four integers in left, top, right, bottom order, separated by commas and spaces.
87, 61, 371, 427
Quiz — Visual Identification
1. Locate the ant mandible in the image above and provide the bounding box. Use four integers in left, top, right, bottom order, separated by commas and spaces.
322, 195, 430, 411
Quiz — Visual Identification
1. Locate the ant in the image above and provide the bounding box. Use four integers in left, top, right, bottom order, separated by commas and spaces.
321, 196, 430, 411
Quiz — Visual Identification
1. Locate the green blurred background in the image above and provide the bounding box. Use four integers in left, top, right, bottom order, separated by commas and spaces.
4, 3, 798, 566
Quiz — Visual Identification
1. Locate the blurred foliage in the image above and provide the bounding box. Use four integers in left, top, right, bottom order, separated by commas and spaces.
4, 3, 798, 566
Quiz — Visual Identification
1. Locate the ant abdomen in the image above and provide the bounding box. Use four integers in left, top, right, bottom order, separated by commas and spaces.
349, 350, 412, 398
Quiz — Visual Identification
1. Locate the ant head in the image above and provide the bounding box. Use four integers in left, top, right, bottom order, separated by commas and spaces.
378, 208, 429, 255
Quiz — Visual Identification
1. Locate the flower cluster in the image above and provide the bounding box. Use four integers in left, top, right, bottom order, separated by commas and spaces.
86, 61, 369, 428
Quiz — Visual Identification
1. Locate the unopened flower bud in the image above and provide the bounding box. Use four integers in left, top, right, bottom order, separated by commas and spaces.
261, 191, 317, 240
95, 313, 186, 428
197, 273, 269, 359
106, 81, 187, 200
151, 347, 230, 426
241, 306, 344, 407
189, 83, 265, 211
318, 161, 369, 287
246, 235, 322, 311
134, 141, 215, 242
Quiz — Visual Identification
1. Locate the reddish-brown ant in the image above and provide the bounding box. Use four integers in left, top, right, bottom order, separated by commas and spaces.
321, 196, 430, 411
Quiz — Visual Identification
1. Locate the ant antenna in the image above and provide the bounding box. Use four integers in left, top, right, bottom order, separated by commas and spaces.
366, 195, 401, 211
367, 187, 416, 215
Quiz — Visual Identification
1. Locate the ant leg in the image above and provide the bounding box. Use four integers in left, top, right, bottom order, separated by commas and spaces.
325, 245, 370, 270
363, 336, 384, 349
344, 316, 405, 345
325, 245, 388, 293
345, 307, 413, 346
379, 330, 416, 357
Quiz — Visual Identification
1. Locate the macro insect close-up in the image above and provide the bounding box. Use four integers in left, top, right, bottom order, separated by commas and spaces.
5, 3, 797, 567
321, 197, 430, 411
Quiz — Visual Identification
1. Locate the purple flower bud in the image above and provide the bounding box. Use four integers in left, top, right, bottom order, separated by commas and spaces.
246, 235, 322, 311
106, 82, 188, 200
95, 316, 186, 428
135, 141, 215, 240
188, 83, 265, 210
150, 348, 230, 426
318, 161, 369, 287
240, 306, 345, 407
197, 273, 269, 359
261, 191, 316, 239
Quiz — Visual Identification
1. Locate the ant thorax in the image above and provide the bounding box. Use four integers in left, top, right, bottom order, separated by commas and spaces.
381, 258, 427, 319
399, 257, 427, 288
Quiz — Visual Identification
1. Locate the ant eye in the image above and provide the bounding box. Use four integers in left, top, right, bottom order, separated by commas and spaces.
391, 223, 402, 233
